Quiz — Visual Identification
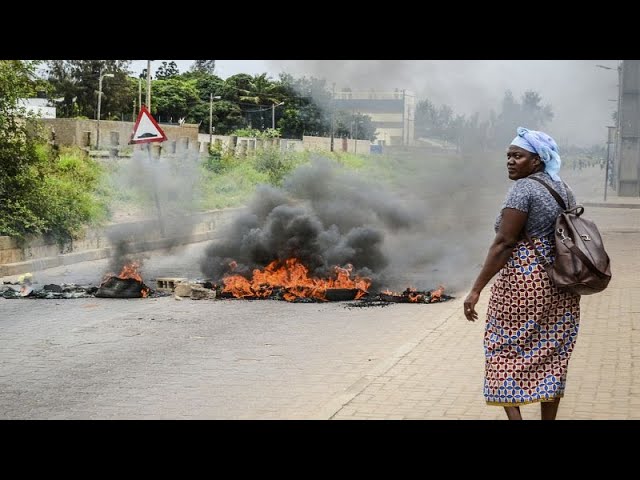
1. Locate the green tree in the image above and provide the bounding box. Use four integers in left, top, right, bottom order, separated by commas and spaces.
334, 111, 376, 141
152, 77, 200, 122
0, 60, 41, 182
226, 73, 284, 130
491, 89, 554, 148
184, 71, 230, 133
1, 61, 107, 240
275, 74, 331, 138
46, 60, 134, 120
191, 60, 216, 75
155, 61, 179, 80
46, 60, 80, 117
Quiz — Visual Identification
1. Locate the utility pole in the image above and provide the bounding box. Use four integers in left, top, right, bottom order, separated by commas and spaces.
96, 70, 113, 149
138, 77, 142, 113
605, 126, 616, 201
330, 83, 336, 152
209, 94, 221, 148
354, 112, 358, 155
272, 101, 284, 129
272, 103, 276, 130
146, 60, 152, 110
402, 89, 406, 145
209, 92, 214, 147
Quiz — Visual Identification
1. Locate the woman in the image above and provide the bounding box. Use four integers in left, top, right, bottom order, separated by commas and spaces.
463, 127, 580, 421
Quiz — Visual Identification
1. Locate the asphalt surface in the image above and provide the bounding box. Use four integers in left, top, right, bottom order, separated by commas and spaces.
2, 166, 639, 420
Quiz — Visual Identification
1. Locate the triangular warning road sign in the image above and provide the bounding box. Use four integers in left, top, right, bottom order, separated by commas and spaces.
129, 105, 168, 144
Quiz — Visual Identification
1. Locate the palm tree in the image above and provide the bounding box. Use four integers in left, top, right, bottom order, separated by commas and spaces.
237, 74, 283, 130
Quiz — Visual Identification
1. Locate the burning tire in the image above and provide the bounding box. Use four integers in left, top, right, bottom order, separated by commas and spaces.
95, 277, 150, 298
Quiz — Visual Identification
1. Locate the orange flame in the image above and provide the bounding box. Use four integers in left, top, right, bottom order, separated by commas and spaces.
429, 285, 445, 303
382, 285, 447, 303
102, 260, 150, 298
222, 258, 371, 302
383, 287, 425, 302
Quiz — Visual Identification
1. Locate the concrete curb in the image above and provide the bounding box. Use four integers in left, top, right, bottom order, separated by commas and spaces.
0, 231, 221, 277
584, 202, 640, 209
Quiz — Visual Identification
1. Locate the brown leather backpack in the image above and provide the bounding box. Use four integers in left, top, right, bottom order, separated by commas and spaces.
524, 177, 612, 296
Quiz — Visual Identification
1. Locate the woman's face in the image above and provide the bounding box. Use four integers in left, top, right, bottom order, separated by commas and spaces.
506, 145, 541, 180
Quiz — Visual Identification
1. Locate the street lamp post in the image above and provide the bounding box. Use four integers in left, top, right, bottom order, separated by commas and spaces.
596, 62, 622, 199
209, 94, 221, 147
272, 101, 284, 129
96, 71, 114, 149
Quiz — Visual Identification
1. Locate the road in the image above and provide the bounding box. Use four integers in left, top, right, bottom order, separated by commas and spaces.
2, 165, 639, 419
0, 245, 458, 419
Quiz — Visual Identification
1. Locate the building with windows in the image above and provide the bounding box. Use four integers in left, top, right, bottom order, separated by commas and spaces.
333, 88, 415, 146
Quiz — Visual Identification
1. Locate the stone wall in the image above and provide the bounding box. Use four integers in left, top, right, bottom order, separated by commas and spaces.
40, 118, 199, 150
0, 208, 243, 277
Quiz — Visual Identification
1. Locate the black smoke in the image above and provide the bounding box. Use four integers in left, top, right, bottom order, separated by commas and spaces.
200, 157, 418, 290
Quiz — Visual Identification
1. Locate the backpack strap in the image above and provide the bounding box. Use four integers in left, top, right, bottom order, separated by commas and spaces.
524, 176, 608, 278
521, 175, 565, 266
528, 176, 567, 210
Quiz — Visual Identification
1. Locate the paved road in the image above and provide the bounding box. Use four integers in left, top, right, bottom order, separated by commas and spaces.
1, 201, 639, 419
0, 283, 461, 419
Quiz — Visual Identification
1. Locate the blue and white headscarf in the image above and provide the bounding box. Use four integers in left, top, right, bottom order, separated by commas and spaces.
510, 126, 562, 181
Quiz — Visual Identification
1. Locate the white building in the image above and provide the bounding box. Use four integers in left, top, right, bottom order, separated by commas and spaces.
333, 89, 415, 146
18, 98, 56, 118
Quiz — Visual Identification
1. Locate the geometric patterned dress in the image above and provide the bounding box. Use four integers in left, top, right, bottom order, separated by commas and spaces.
484, 235, 581, 406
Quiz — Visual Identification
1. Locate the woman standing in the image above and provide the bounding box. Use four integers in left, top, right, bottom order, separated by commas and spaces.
464, 127, 580, 420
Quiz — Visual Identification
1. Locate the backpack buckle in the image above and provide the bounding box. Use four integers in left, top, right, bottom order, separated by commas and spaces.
557, 228, 572, 244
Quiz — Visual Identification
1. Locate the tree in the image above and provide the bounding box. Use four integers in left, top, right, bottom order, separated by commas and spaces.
226, 73, 284, 130
334, 111, 376, 141
46, 60, 79, 117
45, 60, 134, 120
0, 61, 55, 237
191, 60, 216, 75
155, 61, 179, 80
521, 90, 554, 130
415, 99, 437, 139
152, 77, 200, 122
0, 60, 41, 174
275, 74, 332, 139
491, 89, 554, 148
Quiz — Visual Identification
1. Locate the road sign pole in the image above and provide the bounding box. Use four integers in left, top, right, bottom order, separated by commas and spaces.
147, 143, 165, 237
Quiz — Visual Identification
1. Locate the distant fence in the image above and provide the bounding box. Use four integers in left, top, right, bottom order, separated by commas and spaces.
197, 134, 372, 156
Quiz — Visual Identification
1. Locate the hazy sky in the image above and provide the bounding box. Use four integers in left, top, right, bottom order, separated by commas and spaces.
131, 60, 620, 147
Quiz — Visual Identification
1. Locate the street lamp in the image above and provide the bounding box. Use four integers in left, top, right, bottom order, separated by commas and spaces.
272, 101, 284, 129
209, 94, 221, 147
596, 62, 622, 199
96, 71, 114, 149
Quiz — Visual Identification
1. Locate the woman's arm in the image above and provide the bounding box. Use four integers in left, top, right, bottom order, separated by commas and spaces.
463, 207, 528, 321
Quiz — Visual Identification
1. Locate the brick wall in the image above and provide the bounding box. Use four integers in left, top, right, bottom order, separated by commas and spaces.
40, 118, 199, 149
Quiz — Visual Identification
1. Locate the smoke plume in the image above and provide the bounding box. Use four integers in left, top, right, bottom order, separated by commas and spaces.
265, 60, 618, 147
200, 149, 508, 294
104, 143, 204, 275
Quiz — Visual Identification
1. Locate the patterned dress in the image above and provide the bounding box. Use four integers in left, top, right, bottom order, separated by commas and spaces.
485, 172, 581, 406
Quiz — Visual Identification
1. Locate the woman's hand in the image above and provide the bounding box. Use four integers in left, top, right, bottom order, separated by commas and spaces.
463, 290, 480, 322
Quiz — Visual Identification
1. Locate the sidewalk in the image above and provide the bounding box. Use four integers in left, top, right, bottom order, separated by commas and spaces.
325, 207, 640, 420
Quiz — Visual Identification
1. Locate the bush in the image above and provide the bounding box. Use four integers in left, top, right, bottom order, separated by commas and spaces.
0, 143, 109, 242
